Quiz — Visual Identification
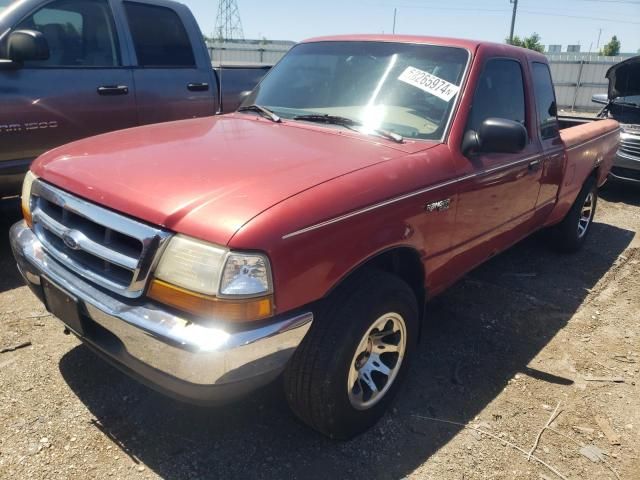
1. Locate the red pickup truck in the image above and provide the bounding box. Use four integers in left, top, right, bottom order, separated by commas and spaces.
11, 35, 619, 439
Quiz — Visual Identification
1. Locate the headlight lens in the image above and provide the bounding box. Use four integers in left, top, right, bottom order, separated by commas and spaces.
154, 235, 227, 295
21, 171, 38, 227
219, 253, 272, 297
150, 235, 274, 322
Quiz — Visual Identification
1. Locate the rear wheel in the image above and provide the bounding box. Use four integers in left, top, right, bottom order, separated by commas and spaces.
283, 270, 418, 439
550, 176, 598, 252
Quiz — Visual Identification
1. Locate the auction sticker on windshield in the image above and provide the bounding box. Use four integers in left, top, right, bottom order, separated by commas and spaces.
398, 66, 460, 102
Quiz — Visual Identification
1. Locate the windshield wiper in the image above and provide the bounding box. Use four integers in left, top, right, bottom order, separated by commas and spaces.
293, 114, 403, 143
293, 113, 360, 126
368, 127, 404, 144
238, 104, 281, 123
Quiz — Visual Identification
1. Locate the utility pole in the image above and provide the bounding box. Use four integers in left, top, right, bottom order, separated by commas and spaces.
596, 28, 602, 50
509, 0, 518, 43
392, 8, 397, 34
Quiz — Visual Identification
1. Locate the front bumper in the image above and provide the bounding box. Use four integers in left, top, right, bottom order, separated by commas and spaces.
609, 151, 640, 184
609, 131, 640, 184
10, 220, 313, 404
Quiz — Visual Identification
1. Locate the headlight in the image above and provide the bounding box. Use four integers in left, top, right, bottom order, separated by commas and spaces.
21, 171, 38, 227
154, 235, 227, 295
219, 253, 272, 297
149, 234, 274, 322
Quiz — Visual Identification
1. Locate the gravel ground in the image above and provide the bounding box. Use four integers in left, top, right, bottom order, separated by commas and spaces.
0, 184, 638, 480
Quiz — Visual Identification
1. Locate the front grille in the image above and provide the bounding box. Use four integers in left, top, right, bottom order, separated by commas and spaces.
31, 180, 171, 298
611, 166, 640, 181
620, 124, 640, 135
619, 132, 640, 158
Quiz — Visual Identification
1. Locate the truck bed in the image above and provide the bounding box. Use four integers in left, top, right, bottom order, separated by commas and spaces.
213, 65, 271, 112
545, 119, 619, 226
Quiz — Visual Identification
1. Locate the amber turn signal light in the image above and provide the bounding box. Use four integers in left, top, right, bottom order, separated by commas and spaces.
148, 279, 274, 323
21, 170, 37, 228
22, 204, 33, 228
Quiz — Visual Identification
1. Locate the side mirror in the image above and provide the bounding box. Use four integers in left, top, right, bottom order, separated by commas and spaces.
7, 29, 49, 64
462, 118, 528, 156
591, 93, 608, 105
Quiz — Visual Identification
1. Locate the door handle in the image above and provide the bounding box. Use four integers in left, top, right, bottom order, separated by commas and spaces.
97, 85, 129, 95
528, 158, 542, 171
187, 82, 209, 92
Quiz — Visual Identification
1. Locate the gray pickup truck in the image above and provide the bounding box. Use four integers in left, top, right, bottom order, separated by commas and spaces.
592, 56, 640, 185
560, 56, 640, 185
0, 0, 270, 197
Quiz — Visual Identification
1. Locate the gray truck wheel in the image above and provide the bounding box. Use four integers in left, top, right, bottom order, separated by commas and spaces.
550, 176, 598, 253
283, 269, 418, 439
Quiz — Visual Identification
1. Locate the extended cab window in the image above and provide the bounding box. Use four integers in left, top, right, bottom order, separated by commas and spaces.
467, 59, 526, 132
15, 0, 120, 67
124, 2, 195, 67
532, 62, 560, 140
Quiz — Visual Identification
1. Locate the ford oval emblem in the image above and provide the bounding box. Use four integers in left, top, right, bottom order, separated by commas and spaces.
62, 231, 80, 250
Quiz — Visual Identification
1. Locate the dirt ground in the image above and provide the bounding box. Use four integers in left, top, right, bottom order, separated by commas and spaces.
0, 184, 638, 480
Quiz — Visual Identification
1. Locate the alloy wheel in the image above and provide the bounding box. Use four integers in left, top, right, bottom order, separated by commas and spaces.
577, 191, 594, 239
347, 312, 407, 410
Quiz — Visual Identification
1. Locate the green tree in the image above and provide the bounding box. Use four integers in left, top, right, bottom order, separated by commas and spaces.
600, 36, 621, 56
506, 33, 544, 53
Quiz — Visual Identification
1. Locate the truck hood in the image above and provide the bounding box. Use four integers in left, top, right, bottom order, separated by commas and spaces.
32, 115, 432, 245
606, 55, 640, 99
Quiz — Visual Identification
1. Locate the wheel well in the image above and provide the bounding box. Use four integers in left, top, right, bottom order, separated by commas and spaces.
331, 247, 426, 321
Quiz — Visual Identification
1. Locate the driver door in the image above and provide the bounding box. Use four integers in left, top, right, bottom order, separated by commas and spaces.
450, 57, 542, 269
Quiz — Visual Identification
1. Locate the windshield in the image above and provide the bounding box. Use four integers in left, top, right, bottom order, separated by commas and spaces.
613, 95, 640, 107
242, 41, 469, 140
0, 0, 14, 15
607, 94, 640, 124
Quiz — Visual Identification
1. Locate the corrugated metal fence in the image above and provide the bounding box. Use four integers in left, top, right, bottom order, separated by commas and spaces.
547, 55, 629, 112
207, 42, 290, 66
208, 43, 626, 113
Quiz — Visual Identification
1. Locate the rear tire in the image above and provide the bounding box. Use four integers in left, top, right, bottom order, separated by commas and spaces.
549, 176, 598, 253
283, 269, 419, 439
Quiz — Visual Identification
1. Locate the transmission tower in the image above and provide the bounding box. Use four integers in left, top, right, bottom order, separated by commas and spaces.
214, 0, 245, 41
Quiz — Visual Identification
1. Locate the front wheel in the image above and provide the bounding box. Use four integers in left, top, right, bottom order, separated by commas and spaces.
283, 270, 418, 439
549, 177, 598, 253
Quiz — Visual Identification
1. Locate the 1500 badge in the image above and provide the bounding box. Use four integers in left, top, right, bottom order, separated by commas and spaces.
0, 121, 58, 133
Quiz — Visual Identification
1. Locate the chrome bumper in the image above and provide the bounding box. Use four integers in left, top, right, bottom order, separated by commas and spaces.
10, 220, 313, 404
609, 151, 640, 184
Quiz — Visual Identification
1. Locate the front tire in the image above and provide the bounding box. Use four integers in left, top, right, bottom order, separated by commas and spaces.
284, 269, 419, 439
550, 176, 598, 253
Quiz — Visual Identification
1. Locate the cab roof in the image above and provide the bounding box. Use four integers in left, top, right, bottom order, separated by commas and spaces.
300, 34, 548, 62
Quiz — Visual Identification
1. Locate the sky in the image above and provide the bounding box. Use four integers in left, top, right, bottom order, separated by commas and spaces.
184, 0, 640, 54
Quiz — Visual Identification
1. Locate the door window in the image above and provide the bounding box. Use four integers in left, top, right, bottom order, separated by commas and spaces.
466, 59, 526, 132
124, 2, 195, 67
15, 0, 120, 67
532, 62, 560, 140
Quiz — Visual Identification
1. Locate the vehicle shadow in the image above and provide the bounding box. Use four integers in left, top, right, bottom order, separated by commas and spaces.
600, 181, 640, 207
0, 198, 24, 293
58, 221, 633, 480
